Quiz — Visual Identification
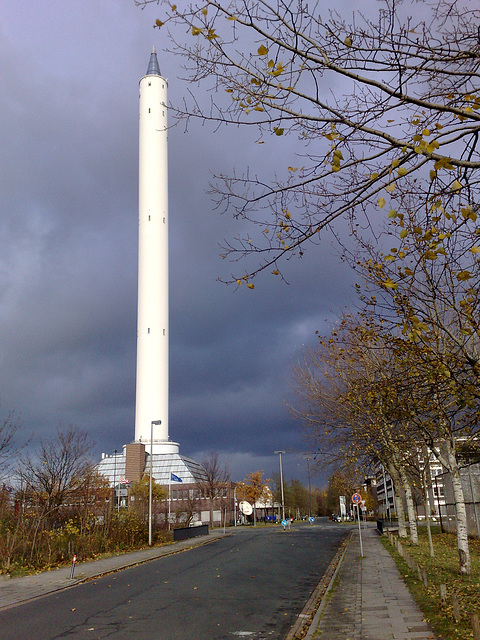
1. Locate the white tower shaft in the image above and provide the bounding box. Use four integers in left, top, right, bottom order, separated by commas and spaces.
135, 49, 177, 452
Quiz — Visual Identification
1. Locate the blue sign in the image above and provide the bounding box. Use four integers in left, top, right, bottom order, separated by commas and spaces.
282, 519, 287, 527
309, 516, 315, 522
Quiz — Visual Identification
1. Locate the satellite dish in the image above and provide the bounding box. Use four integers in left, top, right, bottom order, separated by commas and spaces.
239, 500, 253, 515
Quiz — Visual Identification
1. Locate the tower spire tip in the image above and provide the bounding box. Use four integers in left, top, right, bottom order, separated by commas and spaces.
146, 46, 161, 76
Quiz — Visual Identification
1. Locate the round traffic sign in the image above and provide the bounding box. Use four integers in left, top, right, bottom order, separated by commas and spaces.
239, 500, 253, 515
351, 492, 362, 504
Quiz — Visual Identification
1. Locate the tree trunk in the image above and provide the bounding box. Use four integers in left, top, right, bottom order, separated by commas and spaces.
451, 466, 471, 574
399, 465, 419, 544
433, 440, 471, 574
422, 466, 435, 557
387, 462, 407, 538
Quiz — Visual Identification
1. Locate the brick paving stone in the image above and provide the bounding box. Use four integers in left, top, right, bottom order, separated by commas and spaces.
311, 527, 438, 640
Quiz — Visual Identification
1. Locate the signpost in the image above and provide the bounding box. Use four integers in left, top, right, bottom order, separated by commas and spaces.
352, 493, 364, 557
70, 554, 77, 579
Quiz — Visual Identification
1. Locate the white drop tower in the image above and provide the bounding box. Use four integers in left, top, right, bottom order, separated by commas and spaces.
135, 47, 178, 454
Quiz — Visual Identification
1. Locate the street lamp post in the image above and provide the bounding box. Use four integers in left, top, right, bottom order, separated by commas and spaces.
274, 451, 286, 522
234, 485, 237, 527
113, 449, 117, 513
304, 455, 313, 518
149, 420, 162, 547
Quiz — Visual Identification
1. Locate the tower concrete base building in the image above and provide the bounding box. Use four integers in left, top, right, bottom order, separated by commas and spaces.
98, 48, 205, 492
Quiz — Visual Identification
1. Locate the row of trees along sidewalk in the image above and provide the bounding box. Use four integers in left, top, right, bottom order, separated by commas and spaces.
138, 0, 480, 575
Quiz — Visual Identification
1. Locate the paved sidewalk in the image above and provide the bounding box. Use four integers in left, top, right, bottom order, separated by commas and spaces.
308, 526, 437, 640
0, 530, 226, 610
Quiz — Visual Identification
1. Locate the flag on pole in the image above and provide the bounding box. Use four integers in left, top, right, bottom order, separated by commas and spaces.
170, 472, 182, 483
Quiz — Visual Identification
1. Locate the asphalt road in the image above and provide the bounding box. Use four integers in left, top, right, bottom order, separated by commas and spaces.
0, 520, 349, 640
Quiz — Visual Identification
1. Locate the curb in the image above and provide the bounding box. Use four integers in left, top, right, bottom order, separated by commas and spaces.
0, 532, 226, 611
78, 532, 227, 584
285, 531, 353, 640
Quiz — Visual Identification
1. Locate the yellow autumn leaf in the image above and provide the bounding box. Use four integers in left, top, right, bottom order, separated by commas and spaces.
470, 246, 480, 253
400, 229, 409, 239
461, 207, 477, 221
386, 182, 396, 193
457, 270, 472, 281
382, 279, 398, 289
378, 197, 386, 208
192, 26, 202, 35
397, 167, 408, 177
451, 179, 463, 192
247, 283, 255, 289
388, 209, 397, 218
344, 36, 352, 47
257, 45, 268, 56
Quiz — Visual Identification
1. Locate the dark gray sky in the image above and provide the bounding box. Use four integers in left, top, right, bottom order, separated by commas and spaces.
0, 1, 356, 487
